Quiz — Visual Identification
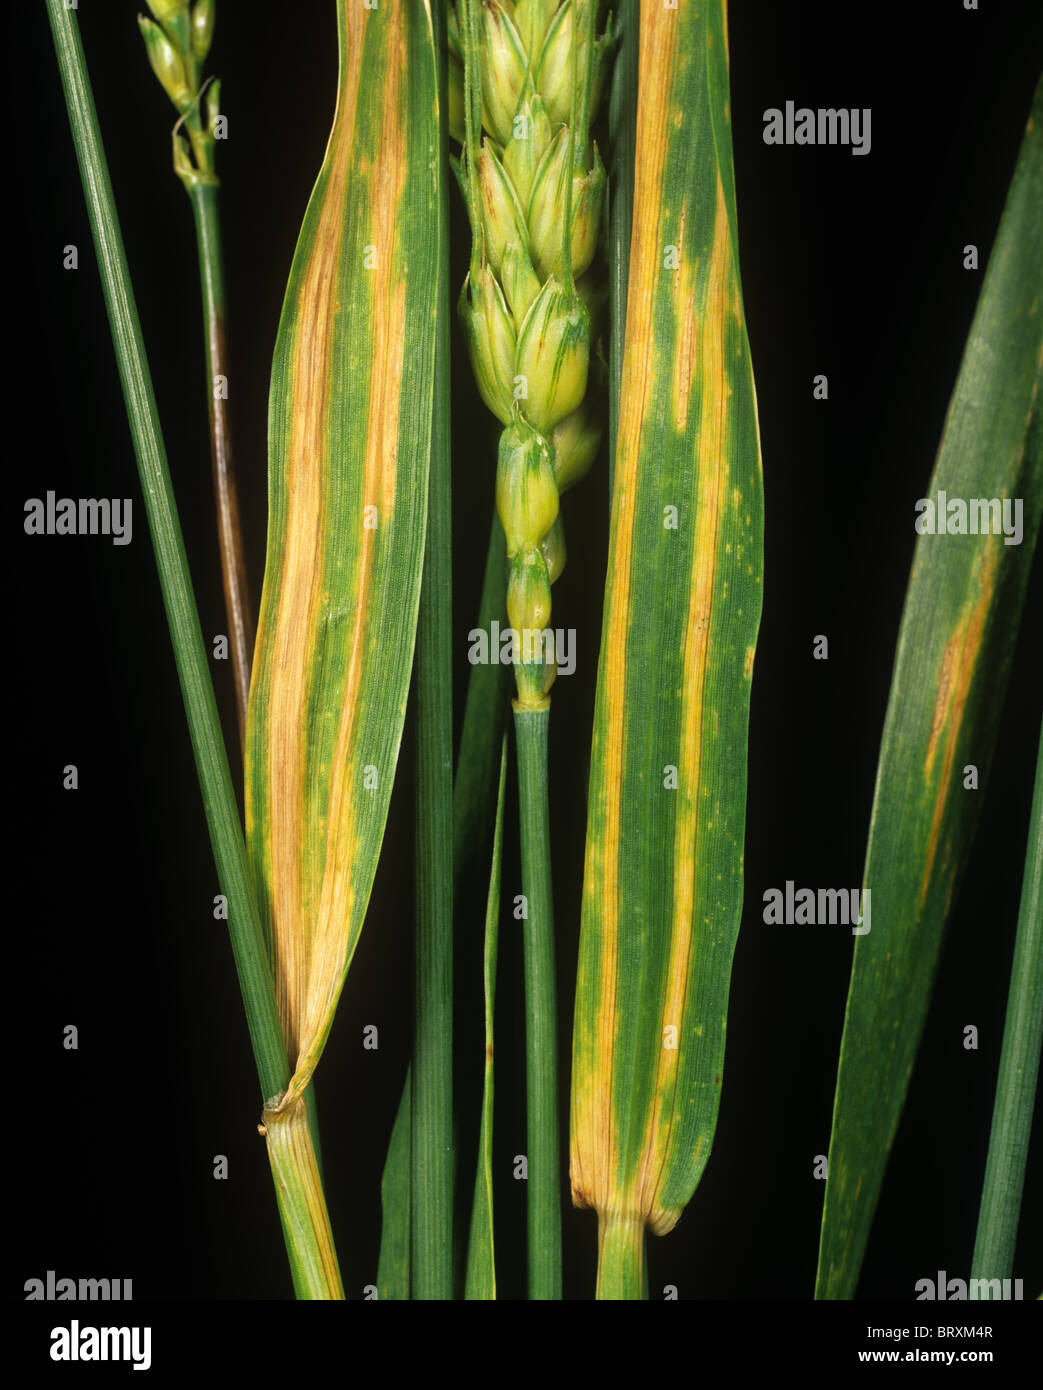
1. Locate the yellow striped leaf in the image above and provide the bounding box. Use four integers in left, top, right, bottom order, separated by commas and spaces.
816, 78, 1043, 1300
245, 0, 440, 1147
570, 0, 763, 1298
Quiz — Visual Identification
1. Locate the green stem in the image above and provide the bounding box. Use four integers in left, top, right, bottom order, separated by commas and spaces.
412, 0, 454, 1302
596, 1211, 645, 1300
971, 714, 1043, 1289
514, 705, 561, 1299
187, 181, 254, 750
464, 736, 508, 1299
46, 0, 339, 1299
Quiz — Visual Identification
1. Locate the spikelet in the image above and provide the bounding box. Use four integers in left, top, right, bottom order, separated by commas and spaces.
456, 0, 611, 709
138, 0, 220, 185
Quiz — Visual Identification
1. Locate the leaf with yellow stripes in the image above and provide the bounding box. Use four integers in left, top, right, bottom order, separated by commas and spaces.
816, 77, 1043, 1301
244, 0, 441, 1271
570, 0, 763, 1299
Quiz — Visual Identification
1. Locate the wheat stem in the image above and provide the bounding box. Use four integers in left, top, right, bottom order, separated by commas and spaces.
187, 181, 253, 745
514, 705, 561, 1299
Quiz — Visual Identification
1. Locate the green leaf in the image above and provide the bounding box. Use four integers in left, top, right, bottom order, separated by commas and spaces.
378, 1074, 412, 1300
377, 504, 510, 1301
465, 736, 508, 1300
411, 0, 455, 1303
816, 76, 1043, 1301
570, 0, 764, 1298
972, 715, 1043, 1292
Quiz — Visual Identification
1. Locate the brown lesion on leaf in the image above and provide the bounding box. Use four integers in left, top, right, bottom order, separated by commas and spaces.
919, 541, 999, 906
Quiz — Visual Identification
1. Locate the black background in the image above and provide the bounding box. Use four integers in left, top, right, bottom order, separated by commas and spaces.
14, 0, 1042, 1312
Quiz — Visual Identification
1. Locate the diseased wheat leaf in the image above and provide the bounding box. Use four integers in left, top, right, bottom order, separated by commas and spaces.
570, 0, 764, 1298
245, 0, 440, 1121
816, 75, 1043, 1301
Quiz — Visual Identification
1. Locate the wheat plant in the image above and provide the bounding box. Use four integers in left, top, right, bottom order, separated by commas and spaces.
43, 0, 1042, 1304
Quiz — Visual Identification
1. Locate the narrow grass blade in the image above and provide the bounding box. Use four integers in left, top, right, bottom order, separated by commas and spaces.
378, 1074, 412, 1300
816, 79, 1043, 1301
570, 0, 764, 1298
245, 0, 440, 1162
412, 0, 455, 1303
44, 0, 339, 1299
971, 716, 1043, 1292
465, 736, 508, 1300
